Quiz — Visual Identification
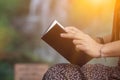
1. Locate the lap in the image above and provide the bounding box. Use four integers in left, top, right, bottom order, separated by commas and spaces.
42, 63, 120, 80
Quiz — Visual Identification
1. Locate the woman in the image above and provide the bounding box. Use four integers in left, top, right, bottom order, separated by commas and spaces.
42, 0, 120, 80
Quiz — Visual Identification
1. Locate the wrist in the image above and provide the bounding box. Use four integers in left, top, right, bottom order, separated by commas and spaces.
97, 44, 104, 58
99, 44, 104, 58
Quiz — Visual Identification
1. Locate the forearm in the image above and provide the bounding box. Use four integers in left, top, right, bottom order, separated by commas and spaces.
61, 26, 120, 57
101, 40, 120, 57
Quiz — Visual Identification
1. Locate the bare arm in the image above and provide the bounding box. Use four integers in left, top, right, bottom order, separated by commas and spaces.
96, 34, 120, 57
101, 40, 120, 57
61, 27, 120, 58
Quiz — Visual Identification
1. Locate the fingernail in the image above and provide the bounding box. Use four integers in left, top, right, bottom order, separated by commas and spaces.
60, 34, 64, 37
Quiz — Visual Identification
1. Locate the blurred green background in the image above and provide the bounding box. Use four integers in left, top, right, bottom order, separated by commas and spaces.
0, 0, 117, 80
0, 0, 30, 80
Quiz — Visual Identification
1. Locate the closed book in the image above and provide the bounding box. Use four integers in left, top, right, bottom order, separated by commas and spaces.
41, 20, 92, 66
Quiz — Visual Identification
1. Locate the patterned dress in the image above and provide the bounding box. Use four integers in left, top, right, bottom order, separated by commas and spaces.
42, 59, 120, 80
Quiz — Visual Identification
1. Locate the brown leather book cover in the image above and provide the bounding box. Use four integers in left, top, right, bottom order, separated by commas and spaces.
41, 20, 92, 66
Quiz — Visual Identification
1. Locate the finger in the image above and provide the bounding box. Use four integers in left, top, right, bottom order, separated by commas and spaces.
65, 27, 83, 34
73, 39, 83, 45
61, 32, 83, 40
75, 45, 84, 52
60, 33, 75, 39
64, 27, 85, 40
69, 32, 85, 40
64, 28, 76, 34
76, 45, 85, 51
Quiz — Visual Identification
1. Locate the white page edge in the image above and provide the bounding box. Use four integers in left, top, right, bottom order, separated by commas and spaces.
47, 20, 65, 33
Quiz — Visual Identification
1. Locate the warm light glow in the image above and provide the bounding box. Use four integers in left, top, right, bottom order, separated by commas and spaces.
69, 0, 115, 29
87, 0, 106, 6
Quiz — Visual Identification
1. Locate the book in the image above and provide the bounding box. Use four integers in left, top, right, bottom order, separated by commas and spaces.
41, 20, 92, 66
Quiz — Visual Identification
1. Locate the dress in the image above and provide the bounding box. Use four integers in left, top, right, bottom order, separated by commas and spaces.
42, 60, 120, 80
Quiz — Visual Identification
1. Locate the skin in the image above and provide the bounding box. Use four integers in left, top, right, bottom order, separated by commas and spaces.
60, 27, 120, 58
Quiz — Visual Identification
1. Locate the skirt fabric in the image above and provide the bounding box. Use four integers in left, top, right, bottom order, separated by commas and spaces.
42, 63, 120, 80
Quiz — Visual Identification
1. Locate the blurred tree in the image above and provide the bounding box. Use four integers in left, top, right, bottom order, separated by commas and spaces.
0, 0, 32, 80
0, 0, 33, 62
0, 0, 19, 59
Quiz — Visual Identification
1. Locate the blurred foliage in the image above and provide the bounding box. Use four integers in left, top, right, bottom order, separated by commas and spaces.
0, 62, 13, 80
0, 0, 36, 60
0, 0, 32, 80
0, 0, 29, 18
0, 0, 18, 54
0, 0, 17, 13
0, 0, 29, 60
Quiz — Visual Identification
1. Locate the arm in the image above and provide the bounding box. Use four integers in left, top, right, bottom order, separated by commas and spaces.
96, 35, 120, 57
101, 40, 120, 57
60, 27, 120, 58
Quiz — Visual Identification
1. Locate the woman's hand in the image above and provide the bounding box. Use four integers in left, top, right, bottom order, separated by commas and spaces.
60, 27, 103, 58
